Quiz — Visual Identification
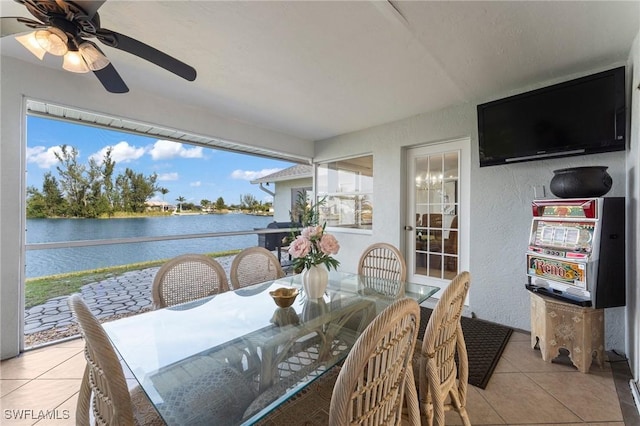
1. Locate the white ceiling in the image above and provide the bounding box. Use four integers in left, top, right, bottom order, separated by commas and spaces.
1, 1, 638, 141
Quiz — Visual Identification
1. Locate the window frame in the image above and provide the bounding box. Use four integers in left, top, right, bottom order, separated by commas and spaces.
315, 154, 373, 232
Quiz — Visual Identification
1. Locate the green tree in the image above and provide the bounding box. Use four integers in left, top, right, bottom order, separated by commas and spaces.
55, 145, 89, 217
182, 202, 196, 211
200, 199, 211, 211
101, 148, 117, 217
240, 194, 258, 210
25, 186, 47, 218
115, 173, 132, 212
160, 187, 169, 211
84, 157, 104, 218
26, 173, 67, 218
176, 196, 186, 212
42, 172, 66, 216
215, 197, 226, 210
116, 168, 158, 213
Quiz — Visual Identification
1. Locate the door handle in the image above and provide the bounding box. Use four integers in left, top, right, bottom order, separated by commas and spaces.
404, 226, 413, 231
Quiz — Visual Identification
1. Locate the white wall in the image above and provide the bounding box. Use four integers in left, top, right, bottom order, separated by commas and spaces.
626, 29, 640, 381
315, 66, 629, 351
0, 57, 314, 359
271, 178, 312, 223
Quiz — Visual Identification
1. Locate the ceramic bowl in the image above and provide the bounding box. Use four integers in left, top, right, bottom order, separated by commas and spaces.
269, 287, 299, 308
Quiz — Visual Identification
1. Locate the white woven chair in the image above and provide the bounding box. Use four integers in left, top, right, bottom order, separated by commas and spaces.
415, 271, 472, 426
329, 297, 421, 425
358, 242, 407, 282
68, 294, 164, 426
229, 247, 285, 289
254, 298, 421, 425
151, 254, 229, 309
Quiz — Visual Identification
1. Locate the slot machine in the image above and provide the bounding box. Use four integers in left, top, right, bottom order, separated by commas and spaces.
525, 197, 625, 308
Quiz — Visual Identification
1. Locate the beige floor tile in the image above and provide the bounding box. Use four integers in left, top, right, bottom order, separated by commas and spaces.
38, 353, 85, 380
0, 330, 628, 426
492, 354, 520, 373
1, 380, 29, 398
0, 410, 35, 426
526, 371, 623, 422
478, 372, 582, 424
441, 385, 505, 425
32, 393, 77, 426
500, 340, 582, 373
0, 347, 83, 380
0, 379, 80, 426
43, 338, 84, 350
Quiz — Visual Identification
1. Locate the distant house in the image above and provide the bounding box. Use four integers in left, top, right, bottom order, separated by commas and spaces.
145, 201, 173, 212
251, 164, 312, 222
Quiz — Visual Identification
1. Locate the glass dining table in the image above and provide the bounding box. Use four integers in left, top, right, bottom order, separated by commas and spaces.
103, 271, 439, 425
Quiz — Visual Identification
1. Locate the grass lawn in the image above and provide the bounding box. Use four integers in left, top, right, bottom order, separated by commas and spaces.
24, 250, 241, 308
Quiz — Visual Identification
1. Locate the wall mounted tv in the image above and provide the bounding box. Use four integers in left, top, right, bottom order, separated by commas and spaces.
477, 66, 626, 167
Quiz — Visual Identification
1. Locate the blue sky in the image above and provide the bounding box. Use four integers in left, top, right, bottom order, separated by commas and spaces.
26, 116, 295, 206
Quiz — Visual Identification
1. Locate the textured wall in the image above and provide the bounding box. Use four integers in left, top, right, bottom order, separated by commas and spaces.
316, 67, 629, 350
625, 29, 640, 381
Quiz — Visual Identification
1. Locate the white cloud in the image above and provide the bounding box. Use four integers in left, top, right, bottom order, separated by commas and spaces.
26, 146, 63, 169
190, 181, 202, 187
230, 168, 282, 181
89, 141, 145, 165
149, 140, 204, 160
158, 172, 179, 181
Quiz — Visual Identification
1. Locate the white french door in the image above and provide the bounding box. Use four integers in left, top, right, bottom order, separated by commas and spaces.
405, 138, 470, 299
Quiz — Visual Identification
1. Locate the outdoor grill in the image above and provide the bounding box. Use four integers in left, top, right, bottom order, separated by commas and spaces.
257, 221, 300, 263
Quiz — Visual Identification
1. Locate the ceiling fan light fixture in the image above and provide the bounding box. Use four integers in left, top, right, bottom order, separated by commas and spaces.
78, 41, 110, 71
62, 50, 89, 73
35, 28, 68, 56
15, 32, 47, 60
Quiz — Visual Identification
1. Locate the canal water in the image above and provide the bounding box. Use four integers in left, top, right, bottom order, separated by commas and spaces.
26, 214, 274, 278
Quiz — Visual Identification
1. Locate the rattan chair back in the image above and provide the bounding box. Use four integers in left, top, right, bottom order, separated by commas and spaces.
329, 298, 421, 426
151, 254, 230, 309
230, 247, 285, 289
417, 271, 471, 426
68, 294, 161, 426
358, 242, 407, 282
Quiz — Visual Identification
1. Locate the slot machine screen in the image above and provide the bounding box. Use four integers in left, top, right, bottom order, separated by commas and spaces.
530, 220, 594, 252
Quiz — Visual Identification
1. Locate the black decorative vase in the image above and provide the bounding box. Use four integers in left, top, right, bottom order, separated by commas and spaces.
549, 166, 612, 198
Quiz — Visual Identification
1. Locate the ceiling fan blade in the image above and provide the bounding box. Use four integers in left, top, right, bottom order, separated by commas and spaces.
0, 16, 44, 37
93, 62, 129, 93
96, 28, 197, 81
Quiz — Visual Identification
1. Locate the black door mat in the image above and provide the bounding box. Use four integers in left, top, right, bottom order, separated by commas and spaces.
418, 307, 513, 389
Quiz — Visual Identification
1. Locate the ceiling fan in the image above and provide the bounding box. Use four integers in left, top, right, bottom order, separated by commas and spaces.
0, 0, 197, 93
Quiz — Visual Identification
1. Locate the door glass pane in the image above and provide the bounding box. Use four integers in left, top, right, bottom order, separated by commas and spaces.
414, 150, 459, 280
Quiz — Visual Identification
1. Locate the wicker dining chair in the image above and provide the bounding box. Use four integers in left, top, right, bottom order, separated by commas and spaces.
415, 271, 472, 426
253, 297, 421, 425
229, 247, 285, 289
358, 242, 407, 282
151, 253, 230, 309
68, 294, 164, 426
329, 297, 421, 425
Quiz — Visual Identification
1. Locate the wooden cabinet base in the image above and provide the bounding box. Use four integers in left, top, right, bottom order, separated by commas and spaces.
530, 292, 604, 373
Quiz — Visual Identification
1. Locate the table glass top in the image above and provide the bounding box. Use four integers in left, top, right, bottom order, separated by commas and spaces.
103, 271, 439, 425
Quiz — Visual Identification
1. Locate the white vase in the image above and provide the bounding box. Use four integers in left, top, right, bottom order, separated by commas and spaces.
302, 264, 329, 299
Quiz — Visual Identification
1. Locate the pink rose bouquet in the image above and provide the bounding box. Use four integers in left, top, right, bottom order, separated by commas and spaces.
288, 224, 340, 271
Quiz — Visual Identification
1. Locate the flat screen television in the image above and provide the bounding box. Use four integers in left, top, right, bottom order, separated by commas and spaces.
477, 66, 626, 167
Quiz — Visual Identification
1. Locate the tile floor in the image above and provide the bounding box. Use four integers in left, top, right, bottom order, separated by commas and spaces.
0, 330, 637, 425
